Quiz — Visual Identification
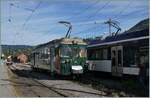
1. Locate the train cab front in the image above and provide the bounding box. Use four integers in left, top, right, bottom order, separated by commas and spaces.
60, 44, 87, 75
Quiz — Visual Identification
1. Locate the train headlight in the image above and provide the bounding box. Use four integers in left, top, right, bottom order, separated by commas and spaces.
71, 65, 83, 74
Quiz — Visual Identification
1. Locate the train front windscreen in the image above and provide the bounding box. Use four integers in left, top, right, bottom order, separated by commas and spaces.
60, 44, 86, 58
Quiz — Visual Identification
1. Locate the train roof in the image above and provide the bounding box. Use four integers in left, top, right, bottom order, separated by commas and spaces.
88, 29, 149, 48
35, 37, 87, 49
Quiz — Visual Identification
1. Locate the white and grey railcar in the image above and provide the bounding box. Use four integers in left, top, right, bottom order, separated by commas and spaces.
87, 29, 149, 76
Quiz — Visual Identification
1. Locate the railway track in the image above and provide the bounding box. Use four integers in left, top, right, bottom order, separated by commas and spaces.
33, 79, 105, 97
75, 72, 148, 97
10, 64, 149, 97
9, 66, 104, 97
11, 69, 69, 97
31, 79, 71, 97
9, 64, 148, 97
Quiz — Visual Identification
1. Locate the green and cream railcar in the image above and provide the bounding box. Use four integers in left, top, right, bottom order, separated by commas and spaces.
31, 38, 87, 76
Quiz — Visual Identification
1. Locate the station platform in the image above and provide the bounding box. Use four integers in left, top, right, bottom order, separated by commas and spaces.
0, 63, 16, 97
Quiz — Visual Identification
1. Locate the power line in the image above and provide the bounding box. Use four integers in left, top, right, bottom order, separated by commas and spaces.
22, 1, 42, 29
74, 0, 131, 38
10, 3, 34, 12
113, 0, 133, 20
74, 24, 108, 39
72, 23, 103, 36
38, 0, 131, 36
41, 0, 102, 27
8, 2, 35, 23
61, 0, 111, 36
21, 1, 42, 44
13, 0, 137, 45
73, 20, 103, 26
79, 0, 111, 22
8, 2, 12, 22
37, 0, 101, 32
65, 0, 101, 21
86, 0, 131, 24
13, 1, 42, 45
32, 0, 132, 40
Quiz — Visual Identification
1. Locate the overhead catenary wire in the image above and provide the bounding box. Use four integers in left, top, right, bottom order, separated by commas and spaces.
112, 0, 133, 20
8, 2, 12, 22
79, 0, 111, 22
34, 0, 130, 32
40, 0, 105, 27
8, 2, 34, 23
36, 0, 101, 34
36, 0, 133, 40
72, 23, 103, 36
38, 1, 146, 44
22, 1, 42, 31
52, 0, 110, 31
74, 0, 134, 38
38, 1, 111, 38
10, 3, 34, 12
19, 0, 109, 39
12, 1, 42, 45
9, 0, 144, 45
17, 1, 41, 34
65, 0, 101, 21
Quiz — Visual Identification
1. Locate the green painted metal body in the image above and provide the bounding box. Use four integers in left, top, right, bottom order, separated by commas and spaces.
60, 57, 86, 75
59, 44, 87, 75
32, 38, 87, 76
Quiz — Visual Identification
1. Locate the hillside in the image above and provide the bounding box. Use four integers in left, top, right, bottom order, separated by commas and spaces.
1, 45, 34, 57
2, 45, 33, 50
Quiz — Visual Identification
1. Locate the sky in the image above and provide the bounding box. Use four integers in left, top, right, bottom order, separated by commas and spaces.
1, 0, 149, 45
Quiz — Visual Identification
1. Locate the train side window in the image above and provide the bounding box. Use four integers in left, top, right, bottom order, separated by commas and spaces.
118, 50, 122, 66
103, 49, 108, 60
95, 50, 100, 60
124, 46, 137, 67
107, 48, 111, 60
112, 50, 116, 66
88, 50, 96, 60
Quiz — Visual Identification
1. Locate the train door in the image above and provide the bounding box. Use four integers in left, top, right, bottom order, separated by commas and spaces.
111, 46, 123, 76
33, 52, 39, 68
